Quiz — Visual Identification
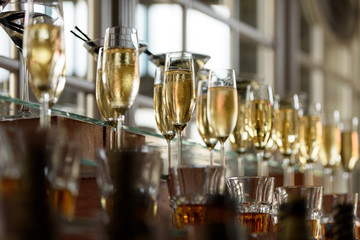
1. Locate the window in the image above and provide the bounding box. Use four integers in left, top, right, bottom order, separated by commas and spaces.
135, 0, 276, 142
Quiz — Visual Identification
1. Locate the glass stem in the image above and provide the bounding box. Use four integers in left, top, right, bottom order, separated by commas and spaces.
210, 149, 214, 166
220, 141, 225, 167
177, 128, 183, 166
257, 150, 267, 176
323, 168, 333, 194
20, 52, 30, 113
283, 157, 295, 186
237, 154, 245, 176
167, 139, 172, 169
304, 163, 314, 186
343, 171, 353, 193
40, 93, 50, 129
116, 115, 125, 150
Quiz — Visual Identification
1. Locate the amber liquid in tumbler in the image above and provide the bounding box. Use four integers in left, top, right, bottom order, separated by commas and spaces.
173, 204, 207, 229
51, 188, 76, 218
0, 177, 19, 197
196, 94, 217, 150
237, 212, 271, 233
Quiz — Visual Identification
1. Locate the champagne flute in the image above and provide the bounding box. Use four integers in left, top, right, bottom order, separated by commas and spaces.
154, 66, 176, 168
163, 52, 196, 166
207, 68, 238, 167
298, 102, 323, 185
229, 78, 254, 175
340, 117, 359, 193
319, 110, 341, 194
196, 79, 218, 165
102, 26, 140, 150
95, 47, 117, 149
246, 83, 273, 176
274, 94, 300, 186
23, 0, 66, 128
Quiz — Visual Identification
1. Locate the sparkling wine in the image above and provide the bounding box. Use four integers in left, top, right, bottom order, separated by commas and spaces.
24, 23, 65, 101
299, 115, 322, 164
319, 125, 341, 169
264, 131, 277, 160
341, 131, 359, 172
103, 47, 139, 116
274, 108, 299, 157
173, 204, 207, 229
154, 83, 175, 141
208, 86, 238, 143
196, 94, 217, 150
96, 68, 117, 127
246, 100, 272, 149
164, 69, 195, 130
229, 103, 252, 154
237, 212, 271, 233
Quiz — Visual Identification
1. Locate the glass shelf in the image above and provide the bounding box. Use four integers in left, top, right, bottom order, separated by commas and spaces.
0, 94, 286, 177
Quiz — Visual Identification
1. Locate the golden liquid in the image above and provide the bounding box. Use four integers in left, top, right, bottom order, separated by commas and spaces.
246, 100, 272, 149
25, 23, 65, 102
173, 204, 207, 229
237, 212, 271, 233
356, 222, 360, 239
208, 87, 238, 143
274, 108, 299, 156
298, 115, 322, 165
103, 47, 139, 116
307, 219, 320, 239
319, 125, 341, 169
96, 69, 117, 127
154, 83, 175, 141
341, 131, 359, 172
196, 94, 217, 150
264, 130, 277, 160
321, 222, 334, 240
0, 177, 19, 197
229, 103, 252, 154
51, 188, 76, 218
164, 69, 195, 130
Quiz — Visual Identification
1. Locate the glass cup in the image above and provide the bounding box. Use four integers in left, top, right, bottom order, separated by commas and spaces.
340, 117, 359, 193
102, 26, 140, 150
276, 186, 323, 239
95, 147, 162, 227
167, 165, 226, 230
246, 83, 274, 176
319, 110, 341, 194
23, 0, 66, 128
321, 193, 358, 239
226, 176, 275, 234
